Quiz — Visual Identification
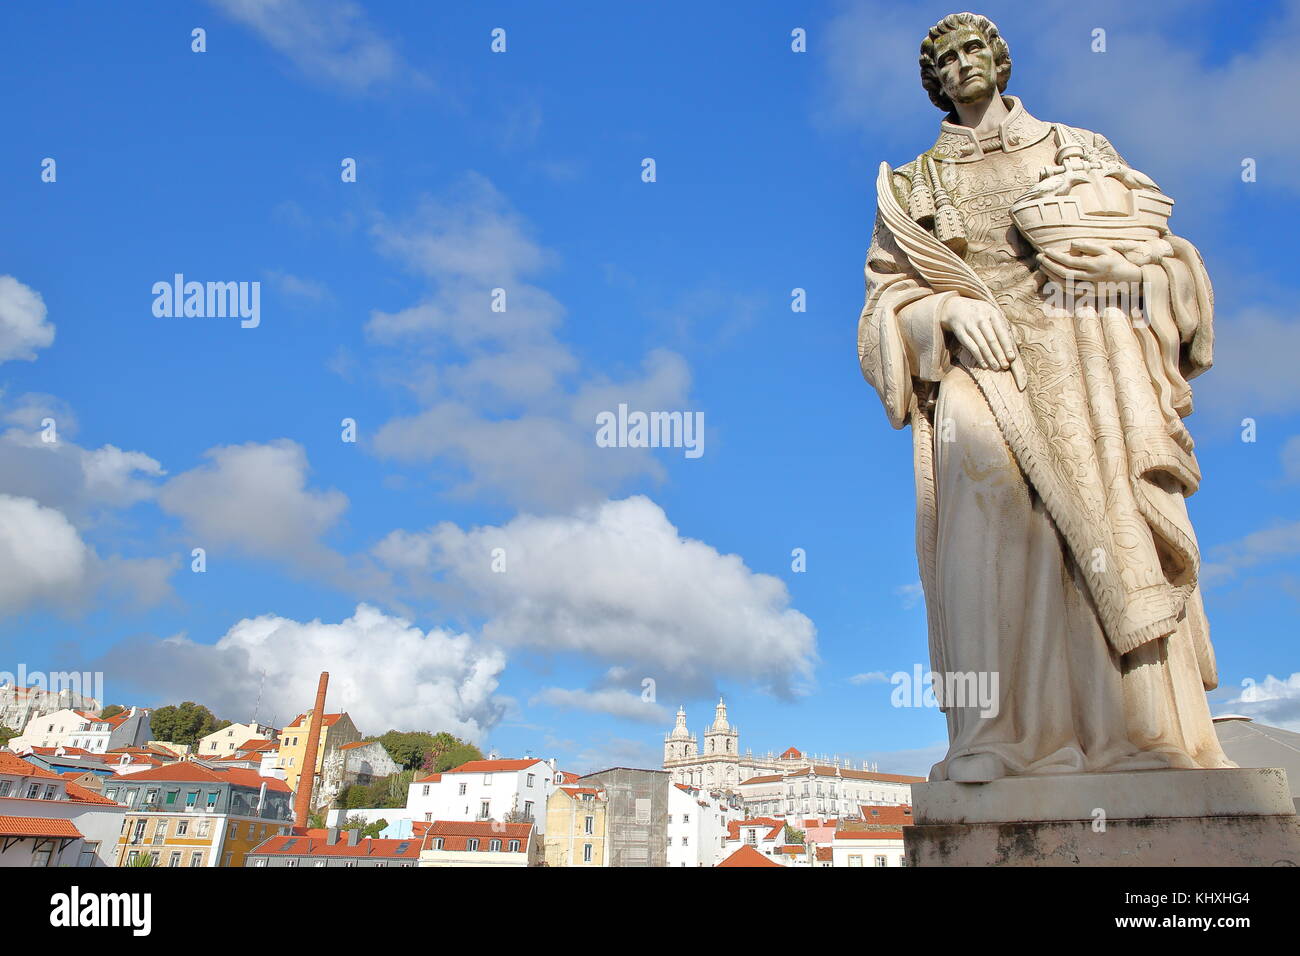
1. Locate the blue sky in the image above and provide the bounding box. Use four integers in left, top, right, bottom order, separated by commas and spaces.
1, 0, 1298, 775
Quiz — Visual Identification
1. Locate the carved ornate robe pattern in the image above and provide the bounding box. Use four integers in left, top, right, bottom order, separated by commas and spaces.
858, 97, 1232, 780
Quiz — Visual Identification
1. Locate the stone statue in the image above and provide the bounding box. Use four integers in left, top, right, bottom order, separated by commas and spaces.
858, 12, 1234, 783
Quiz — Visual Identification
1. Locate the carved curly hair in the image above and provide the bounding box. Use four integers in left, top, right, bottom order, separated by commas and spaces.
919, 12, 1012, 113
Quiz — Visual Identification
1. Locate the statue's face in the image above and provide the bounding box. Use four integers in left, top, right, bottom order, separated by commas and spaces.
933, 27, 996, 106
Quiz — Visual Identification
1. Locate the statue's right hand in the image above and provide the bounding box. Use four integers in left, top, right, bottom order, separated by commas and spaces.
941, 297, 1017, 371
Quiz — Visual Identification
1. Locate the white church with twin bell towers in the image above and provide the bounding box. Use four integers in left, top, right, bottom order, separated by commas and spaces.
663, 697, 858, 791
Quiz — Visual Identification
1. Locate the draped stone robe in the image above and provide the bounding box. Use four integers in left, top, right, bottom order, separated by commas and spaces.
858, 97, 1232, 780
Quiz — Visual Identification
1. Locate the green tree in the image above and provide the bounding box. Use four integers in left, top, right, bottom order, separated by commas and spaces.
148, 702, 231, 746
99, 705, 125, 720
369, 729, 483, 774
784, 824, 805, 845
128, 853, 155, 867
0, 725, 17, 747
341, 814, 388, 839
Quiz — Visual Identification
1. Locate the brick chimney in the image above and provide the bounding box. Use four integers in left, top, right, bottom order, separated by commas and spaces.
292, 672, 329, 829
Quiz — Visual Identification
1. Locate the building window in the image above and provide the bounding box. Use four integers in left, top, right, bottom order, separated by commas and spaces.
79, 843, 99, 867
848, 854, 863, 867
682, 813, 689, 823
682, 836, 689, 846
479, 800, 491, 818
508, 840, 520, 852
482, 774, 492, 785
169, 852, 181, 867
583, 843, 593, 863
421, 785, 430, 796
667, 836, 673, 846
523, 800, 533, 819
526, 773, 535, 787
185, 791, 198, 808
458, 782, 467, 796
490, 839, 502, 851
433, 838, 444, 850
874, 855, 888, 867
584, 815, 594, 835
176, 821, 188, 835
467, 838, 479, 851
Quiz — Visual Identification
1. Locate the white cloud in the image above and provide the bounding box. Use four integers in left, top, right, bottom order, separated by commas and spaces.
0, 425, 165, 519
531, 687, 670, 724
372, 495, 818, 697
849, 671, 890, 685
1215, 672, 1300, 731
0, 494, 171, 618
158, 440, 346, 566
0, 494, 89, 613
99, 604, 507, 741
210, 0, 425, 92
367, 176, 695, 510
0, 276, 55, 363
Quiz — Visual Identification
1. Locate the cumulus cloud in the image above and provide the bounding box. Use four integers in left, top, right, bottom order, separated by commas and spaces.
97, 603, 507, 741
0, 423, 165, 519
158, 440, 347, 567
210, 0, 426, 92
372, 495, 818, 697
0, 494, 173, 618
0, 276, 56, 363
0, 494, 89, 613
1215, 672, 1300, 731
366, 175, 696, 511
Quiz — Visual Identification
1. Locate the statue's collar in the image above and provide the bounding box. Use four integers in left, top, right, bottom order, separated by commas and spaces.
932, 96, 1052, 162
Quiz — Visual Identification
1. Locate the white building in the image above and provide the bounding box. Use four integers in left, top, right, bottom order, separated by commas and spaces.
738, 764, 922, 819
9, 707, 152, 755
720, 816, 790, 865
0, 751, 126, 867
195, 721, 277, 757
667, 782, 742, 867
405, 758, 563, 834
663, 698, 905, 795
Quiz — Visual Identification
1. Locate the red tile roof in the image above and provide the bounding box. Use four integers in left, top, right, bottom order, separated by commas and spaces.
285, 713, 345, 729
850, 805, 914, 828
65, 782, 121, 806
25, 746, 102, 759
0, 752, 62, 779
726, 818, 784, 842
415, 773, 442, 783
0, 815, 83, 838
100, 762, 291, 792
717, 844, 783, 868
779, 747, 803, 759
816, 846, 833, 862
339, 741, 374, 750
422, 820, 533, 852
444, 759, 545, 775
250, 828, 422, 860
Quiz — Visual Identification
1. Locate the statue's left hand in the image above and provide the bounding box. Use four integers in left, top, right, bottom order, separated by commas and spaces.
1037, 239, 1142, 286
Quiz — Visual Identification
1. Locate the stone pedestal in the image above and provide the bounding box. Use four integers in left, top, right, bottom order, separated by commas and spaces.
904, 767, 1300, 866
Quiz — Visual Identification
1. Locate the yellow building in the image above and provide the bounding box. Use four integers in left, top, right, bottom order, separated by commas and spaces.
105, 764, 294, 867
544, 785, 608, 866
274, 711, 361, 796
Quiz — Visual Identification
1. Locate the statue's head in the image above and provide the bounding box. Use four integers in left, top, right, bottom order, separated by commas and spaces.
919, 12, 1011, 113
